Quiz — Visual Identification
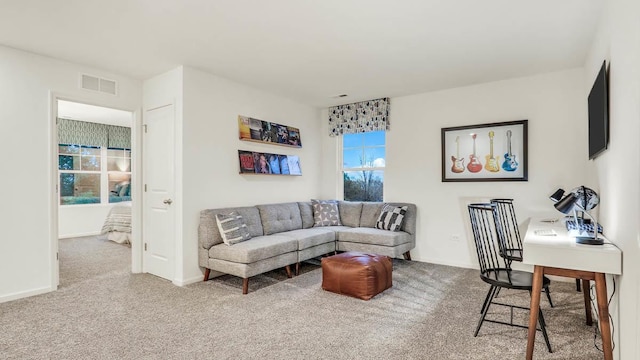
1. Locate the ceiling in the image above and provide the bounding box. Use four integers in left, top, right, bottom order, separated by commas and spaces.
0, 0, 603, 107
58, 100, 133, 127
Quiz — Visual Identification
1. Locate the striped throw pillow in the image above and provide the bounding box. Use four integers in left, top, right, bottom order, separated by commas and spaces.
375, 205, 408, 232
215, 212, 252, 245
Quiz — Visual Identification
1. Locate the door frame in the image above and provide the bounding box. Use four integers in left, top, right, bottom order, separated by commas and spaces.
49, 92, 143, 288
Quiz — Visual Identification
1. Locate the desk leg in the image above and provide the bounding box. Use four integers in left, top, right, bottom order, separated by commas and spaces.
582, 279, 593, 326
526, 265, 544, 360
594, 273, 613, 360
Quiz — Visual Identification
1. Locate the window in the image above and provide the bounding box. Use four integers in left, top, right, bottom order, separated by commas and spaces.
342, 131, 385, 201
58, 144, 131, 205
106, 148, 131, 203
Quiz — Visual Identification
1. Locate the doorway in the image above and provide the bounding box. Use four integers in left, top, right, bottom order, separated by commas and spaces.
53, 98, 139, 287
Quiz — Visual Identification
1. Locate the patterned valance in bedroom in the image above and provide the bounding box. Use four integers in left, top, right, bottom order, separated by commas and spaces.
58, 118, 131, 149
328, 97, 390, 136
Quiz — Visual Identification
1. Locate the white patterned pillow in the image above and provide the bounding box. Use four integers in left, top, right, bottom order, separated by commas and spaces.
215, 212, 252, 245
311, 199, 342, 226
375, 205, 408, 232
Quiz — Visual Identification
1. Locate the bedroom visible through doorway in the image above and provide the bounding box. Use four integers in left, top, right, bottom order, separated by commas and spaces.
56, 100, 135, 286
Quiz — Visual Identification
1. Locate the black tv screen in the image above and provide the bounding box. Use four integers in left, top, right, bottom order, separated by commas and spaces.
588, 61, 609, 159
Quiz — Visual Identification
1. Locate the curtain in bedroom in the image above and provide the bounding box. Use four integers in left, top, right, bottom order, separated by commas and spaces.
58, 118, 131, 149
328, 97, 390, 136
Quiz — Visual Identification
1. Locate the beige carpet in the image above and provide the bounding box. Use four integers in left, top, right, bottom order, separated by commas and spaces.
0, 236, 603, 359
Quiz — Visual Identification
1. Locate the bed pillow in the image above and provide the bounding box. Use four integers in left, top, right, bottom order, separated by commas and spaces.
215, 212, 252, 245
375, 204, 408, 232
311, 199, 342, 227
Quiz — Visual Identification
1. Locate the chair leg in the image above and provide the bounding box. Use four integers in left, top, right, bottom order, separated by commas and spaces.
475, 286, 498, 337
480, 285, 495, 314
295, 262, 300, 276
544, 286, 554, 308
576, 278, 581, 292
242, 278, 249, 295
538, 307, 553, 353
285, 265, 292, 278
403, 251, 412, 261
203, 268, 211, 282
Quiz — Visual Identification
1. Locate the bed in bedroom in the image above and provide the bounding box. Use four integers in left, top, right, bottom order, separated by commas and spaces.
101, 204, 132, 244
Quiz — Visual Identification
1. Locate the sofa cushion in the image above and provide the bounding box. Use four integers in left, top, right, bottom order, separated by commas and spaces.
312, 199, 342, 226
278, 228, 336, 250
337, 227, 412, 247
338, 201, 363, 228
257, 203, 303, 235
298, 202, 314, 229
375, 205, 408, 232
199, 207, 263, 249
215, 212, 252, 245
208, 235, 298, 264
360, 202, 384, 228
385, 202, 417, 235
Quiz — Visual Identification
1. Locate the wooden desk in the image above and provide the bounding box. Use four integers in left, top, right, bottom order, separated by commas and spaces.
522, 217, 622, 360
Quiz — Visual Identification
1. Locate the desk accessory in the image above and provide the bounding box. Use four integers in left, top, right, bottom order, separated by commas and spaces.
552, 186, 604, 245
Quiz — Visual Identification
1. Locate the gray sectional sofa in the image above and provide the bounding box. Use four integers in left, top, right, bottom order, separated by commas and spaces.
198, 201, 416, 294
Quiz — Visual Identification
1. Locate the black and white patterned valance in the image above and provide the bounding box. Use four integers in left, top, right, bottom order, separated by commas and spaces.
58, 118, 131, 149
328, 97, 390, 136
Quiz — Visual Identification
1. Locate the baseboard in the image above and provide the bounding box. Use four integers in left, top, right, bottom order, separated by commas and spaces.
173, 275, 202, 287
0, 285, 55, 304
413, 256, 476, 270
59, 231, 101, 239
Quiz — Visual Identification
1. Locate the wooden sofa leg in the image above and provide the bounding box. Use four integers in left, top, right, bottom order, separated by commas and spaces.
403, 251, 412, 261
203, 268, 211, 282
285, 265, 292, 278
242, 278, 249, 294
295, 262, 300, 276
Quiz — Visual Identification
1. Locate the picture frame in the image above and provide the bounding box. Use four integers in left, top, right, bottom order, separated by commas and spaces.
238, 115, 302, 148
441, 120, 528, 182
238, 150, 301, 176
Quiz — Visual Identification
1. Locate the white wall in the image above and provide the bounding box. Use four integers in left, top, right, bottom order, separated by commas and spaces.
180, 66, 322, 284
59, 205, 114, 238
0, 45, 141, 303
584, 1, 640, 359
322, 68, 590, 268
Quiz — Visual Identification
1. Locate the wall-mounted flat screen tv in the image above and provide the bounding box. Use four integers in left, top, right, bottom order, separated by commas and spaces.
588, 61, 609, 159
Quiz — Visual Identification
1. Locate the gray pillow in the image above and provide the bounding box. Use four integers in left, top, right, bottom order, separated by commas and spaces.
375, 205, 408, 232
311, 199, 342, 226
215, 212, 252, 245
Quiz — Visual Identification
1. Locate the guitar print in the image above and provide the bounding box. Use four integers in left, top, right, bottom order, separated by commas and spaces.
484, 131, 500, 172
467, 133, 483, 173
502, 130, 518, 172
450, 136, 465, 173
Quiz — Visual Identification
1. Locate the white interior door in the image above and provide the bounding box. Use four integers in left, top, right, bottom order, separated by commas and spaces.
143, 104, 175, 280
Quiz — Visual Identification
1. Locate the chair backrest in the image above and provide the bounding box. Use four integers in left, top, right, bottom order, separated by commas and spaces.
468, 203, 512, 284
490, 199, 523, 262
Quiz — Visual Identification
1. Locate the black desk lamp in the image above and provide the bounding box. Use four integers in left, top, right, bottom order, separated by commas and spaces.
553, 187, 604, 245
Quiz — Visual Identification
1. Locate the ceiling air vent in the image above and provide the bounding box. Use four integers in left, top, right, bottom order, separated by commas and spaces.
80, 74, 118, 95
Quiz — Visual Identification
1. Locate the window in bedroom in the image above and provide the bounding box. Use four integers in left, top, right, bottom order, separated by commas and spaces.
107, 148, 131, 203
58, 145, 102, 205
342, 131, 385, 202
58, 145, 132, 205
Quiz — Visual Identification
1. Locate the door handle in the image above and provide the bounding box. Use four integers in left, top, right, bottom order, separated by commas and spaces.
163, 199, 173, 205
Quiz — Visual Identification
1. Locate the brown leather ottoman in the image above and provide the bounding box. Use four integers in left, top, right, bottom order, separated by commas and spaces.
321, 252, 392, 300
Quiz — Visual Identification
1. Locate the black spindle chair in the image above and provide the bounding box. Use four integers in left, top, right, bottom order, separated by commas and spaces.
491, 198, 554, 308
468, 203, 552, 353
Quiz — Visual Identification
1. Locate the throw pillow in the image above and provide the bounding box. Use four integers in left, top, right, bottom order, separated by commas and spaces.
311, 199, 342, 226
375, 204, 408, 232
215, 212, 252, 245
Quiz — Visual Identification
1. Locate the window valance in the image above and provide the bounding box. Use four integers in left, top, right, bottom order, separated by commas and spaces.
58, 118, 131, 149
328, 97, 390, 136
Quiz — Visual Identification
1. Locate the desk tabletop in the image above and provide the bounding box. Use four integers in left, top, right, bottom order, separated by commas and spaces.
522, 217, 622, 275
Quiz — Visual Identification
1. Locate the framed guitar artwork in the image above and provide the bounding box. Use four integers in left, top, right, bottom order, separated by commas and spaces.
441, 120, 528, 182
